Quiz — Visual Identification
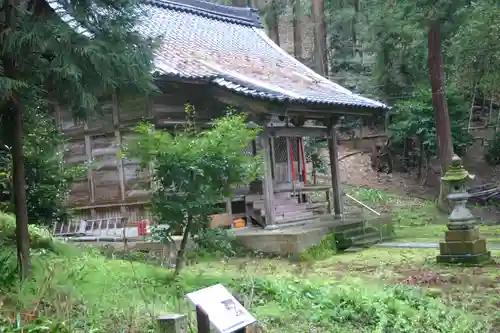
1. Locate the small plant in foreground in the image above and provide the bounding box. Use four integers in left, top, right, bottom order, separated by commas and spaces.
194, 228, 242, 258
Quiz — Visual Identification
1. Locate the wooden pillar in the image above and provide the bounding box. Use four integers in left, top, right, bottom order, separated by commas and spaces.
285, 137, 291, 182
327, 117, 343, 219
112, 94, 127, 219
260, 134, 277, 229
196, 307, 210, 333
225, 199, 232, 216
269, 136, 276, 182
251, 140, 257, 156
84, 120, 97, 219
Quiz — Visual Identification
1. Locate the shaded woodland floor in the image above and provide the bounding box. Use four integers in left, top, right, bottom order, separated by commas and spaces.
337, 144, 500, 223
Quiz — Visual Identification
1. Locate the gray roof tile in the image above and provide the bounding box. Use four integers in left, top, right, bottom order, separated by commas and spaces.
47, 0, 388, 110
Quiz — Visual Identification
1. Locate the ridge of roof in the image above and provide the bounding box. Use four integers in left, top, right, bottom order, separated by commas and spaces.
145, 0, 262, 28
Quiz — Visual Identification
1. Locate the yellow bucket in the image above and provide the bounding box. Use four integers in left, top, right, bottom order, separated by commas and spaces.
232, 218, 246, 229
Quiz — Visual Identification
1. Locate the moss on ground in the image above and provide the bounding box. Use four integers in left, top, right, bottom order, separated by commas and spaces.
0, 240, 497, 333
345, 186, 500, 243
0, 191, 498, 333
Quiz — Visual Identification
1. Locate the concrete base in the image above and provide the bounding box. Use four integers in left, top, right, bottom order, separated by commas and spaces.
436, 251, 494, 265
437, 228, 494, 265
235, 225, 332, 254
439, 238, 487, 255
234, 214, 393, 255
65, 214, 393, 257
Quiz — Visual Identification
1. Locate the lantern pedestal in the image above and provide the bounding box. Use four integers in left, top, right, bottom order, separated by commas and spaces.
436, 155, 494, 266
436, 228, 492, 264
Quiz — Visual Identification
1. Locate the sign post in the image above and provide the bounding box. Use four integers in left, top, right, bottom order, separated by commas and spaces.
187, 284, 256, 333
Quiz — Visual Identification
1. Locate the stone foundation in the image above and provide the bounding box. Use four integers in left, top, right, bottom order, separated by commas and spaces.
436, 228, 493, 265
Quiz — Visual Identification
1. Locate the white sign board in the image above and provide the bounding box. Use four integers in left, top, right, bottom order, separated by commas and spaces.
186, 284, 256, 333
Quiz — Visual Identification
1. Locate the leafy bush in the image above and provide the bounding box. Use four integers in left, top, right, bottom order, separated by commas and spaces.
124, 108, 261, 274
390, 86, 474, 157
304, 137, 329, 174
0, 109, 86, 226
484, 131, 500, 165
0, 240, 493, 333
300, 233, 336, 261
194, 228, 242, 257
235, 278, 491, 333
0, 212, 53, 249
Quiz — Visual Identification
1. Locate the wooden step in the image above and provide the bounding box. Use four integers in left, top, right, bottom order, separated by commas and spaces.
257, 201, 325, 210
274, 216, 320, 227
337, 226, 379, 239
252, 198, 298, 207
248, 206, 315, 226
245, 192, 292, 203
351, 231, 381, 243
352, 236, 382, 248
275, 211, 315, 221
333, 221, 366, 232
254, 208, 314, 221
254, 204, 312, 214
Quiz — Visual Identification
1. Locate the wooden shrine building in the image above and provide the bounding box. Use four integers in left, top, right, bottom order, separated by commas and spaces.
50, 0, 389, 239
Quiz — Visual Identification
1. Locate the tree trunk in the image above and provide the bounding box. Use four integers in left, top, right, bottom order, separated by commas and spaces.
11, 102, 31, 279
173, 214, 193, 277
311, 0, 327, 76
232, 0, 246, 7
292, 0, 303, 59
266, 0, 280, 45
3, 0, 31, 279
427, 20, 454, 212
352, 0, 360, 58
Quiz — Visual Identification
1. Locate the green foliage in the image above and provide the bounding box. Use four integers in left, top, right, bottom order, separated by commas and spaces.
325, 0, 499, 166
0, 239, 495, 333
236, 277, 490, 333
0, 0, 157, 118
485, 132, 500, 166
304, 137, 329, 174
124, 108, 261, 269
194, 228, 243, 258
390, 86, 474, 156
0, 212, 53, 250
0, 109, 86, 225
449, 0, 500, 95
300, 233, 336, 262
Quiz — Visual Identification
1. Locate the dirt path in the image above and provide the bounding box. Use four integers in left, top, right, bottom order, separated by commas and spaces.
337, 146, 437, 200
336, 145, 499, 223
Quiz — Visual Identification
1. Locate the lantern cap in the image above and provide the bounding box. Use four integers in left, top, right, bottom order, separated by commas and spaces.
441, 155, 475, 182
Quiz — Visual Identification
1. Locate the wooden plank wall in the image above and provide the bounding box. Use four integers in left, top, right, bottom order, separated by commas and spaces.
58, 82, 213, 222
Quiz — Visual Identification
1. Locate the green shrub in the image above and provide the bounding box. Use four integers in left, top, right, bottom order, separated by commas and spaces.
0, 110, 87, 226
194, 228, 245, 258
300, 233, 336, 261
485, 131, 500, 165
234, 277, 491, 333
0, 212, 53, 249
390, 86, 474, 157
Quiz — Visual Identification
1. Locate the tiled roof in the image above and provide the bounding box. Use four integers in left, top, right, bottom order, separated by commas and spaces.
47, 0, 388, 110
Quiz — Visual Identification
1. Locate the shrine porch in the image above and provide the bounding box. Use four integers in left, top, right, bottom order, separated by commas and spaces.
232, 213, 393, 255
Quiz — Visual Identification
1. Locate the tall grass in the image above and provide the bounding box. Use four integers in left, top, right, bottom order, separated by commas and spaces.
0, 242, 493, 333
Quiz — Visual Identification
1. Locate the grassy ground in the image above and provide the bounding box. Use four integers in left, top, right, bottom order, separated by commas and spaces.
0, 192, 499, 333
346, 186, 500, 243
1, 244, 498, 333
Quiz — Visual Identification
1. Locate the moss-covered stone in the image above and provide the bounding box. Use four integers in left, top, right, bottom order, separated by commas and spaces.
445, 228, 479, 242
441, 155, 474, 183
436, 251, 495, 266
439, 238, 487, 255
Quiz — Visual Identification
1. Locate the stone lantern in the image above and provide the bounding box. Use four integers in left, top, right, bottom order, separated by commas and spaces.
436, 155, 493, 265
